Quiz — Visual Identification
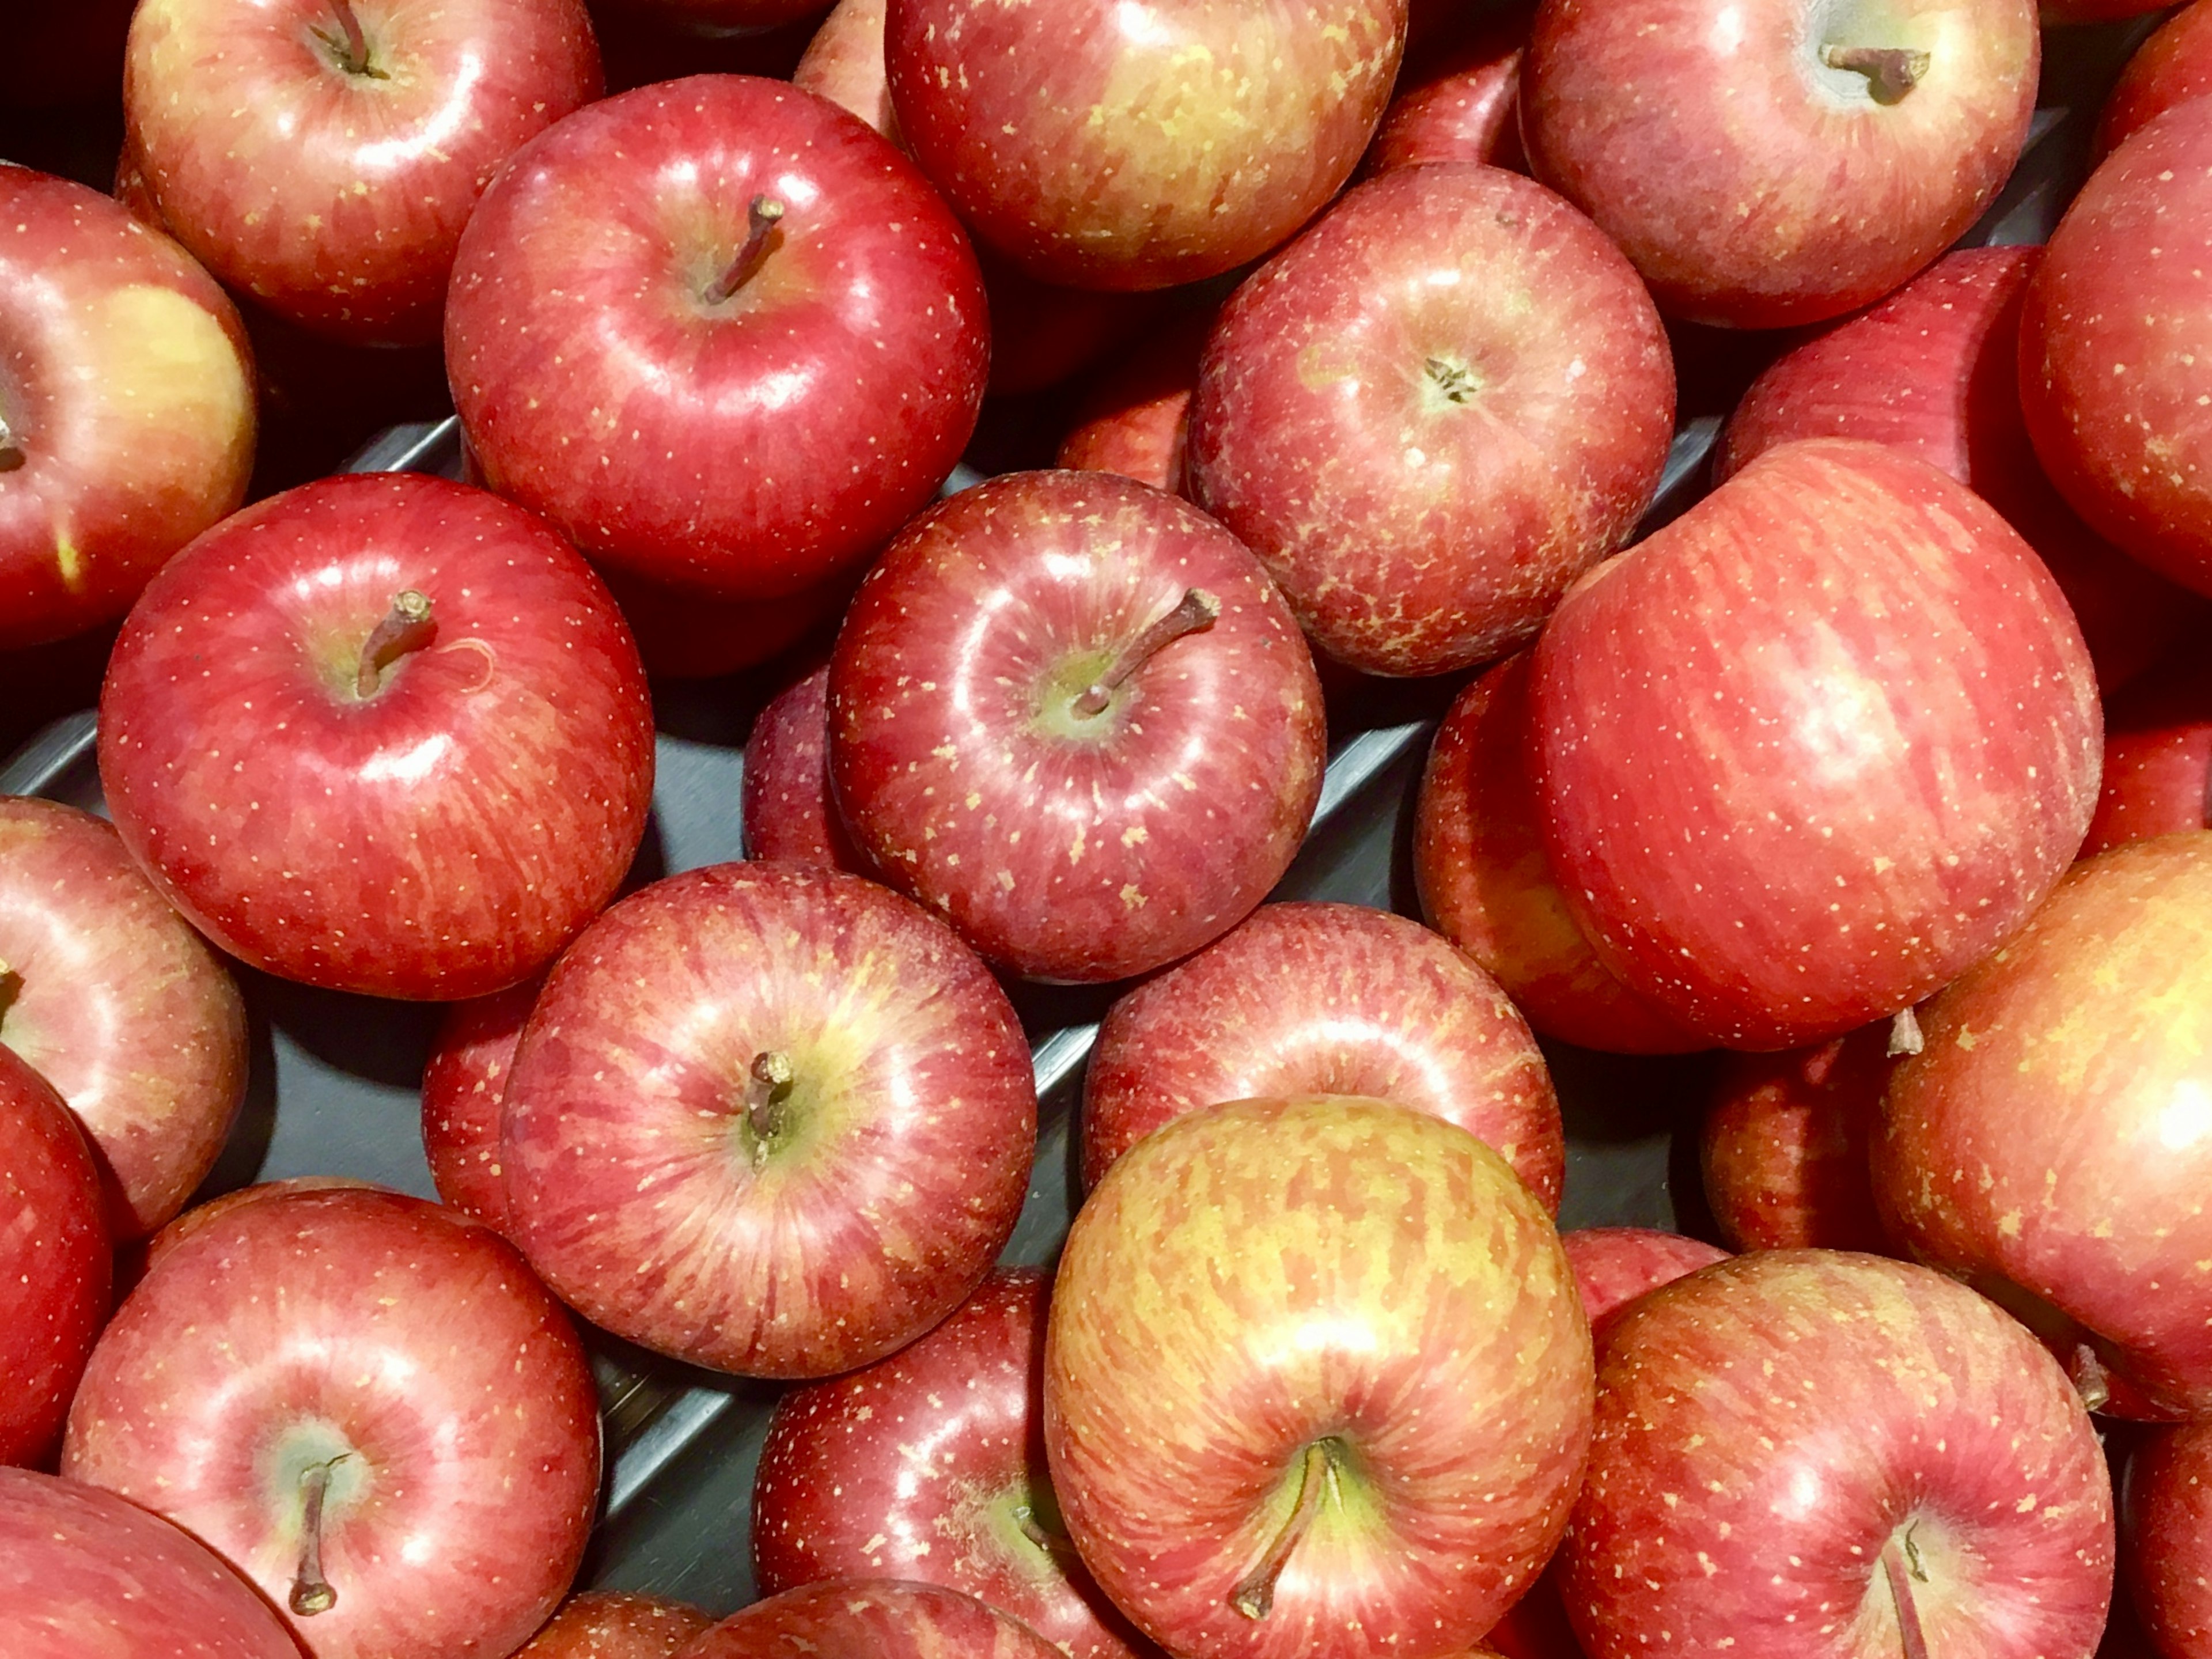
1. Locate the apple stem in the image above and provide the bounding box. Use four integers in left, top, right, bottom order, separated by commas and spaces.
1072, 588, 1222, 719
1821, 44, 1930, 103
317, 0, 387, 78
287, 1456, 349, 1617
744, 1050, 796, 1149
1229, 1440, 1334, 1621
1880, 1526, 1932, 1659
1887, 1006, 1924, 1058
2068, 1342, 2112, 1413
707, 196, 787, 305
0, 413, 22, 474
355, 590, 435, 699
1013, 1503, 1056, 1554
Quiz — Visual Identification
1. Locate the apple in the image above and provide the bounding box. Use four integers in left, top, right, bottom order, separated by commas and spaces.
1701, 1024, 1893, 1255
448, 75, 988, 603
519, 1593, 715, 1658
0, 166, 255, 652
0, 797, 249, 1239
422, 979, 543, 1232
1529, 438, 2102, 1050
1874, 833, 2212, 1419
1412, 652, 1706, 1055
1719, 244, 2204, 693
98, 471, 656, 1002
128, 1175, 384, 1291
2100, 1, 2212, 159
1558, 1227, 1727, 1347
1186, 164, 1674, 677
678, 1581, 1070, 1659
2022, 103, 2212, 599
1361, 18, 1525, 176
0, 1045, 107, 1470
1560, 1251, 2113, 1657
2082, 649, 2212, 857
2126, 1421, 2212, 1655
599, 564, 847, 681
0, 1468, 302, 1659
884, 0, 1406, 291
502, 860, 1036, 1377
1055, 307, 1213, 495
743, 661, 866, 871
754, 1270, 1149, 1659
124, 0, 601, 346
796, 0, 901, 146
828, 469, 1326, 984
63, 1187, 599, 1659
1081, 900, 1565, 1207
1047, 1095, 1594, 1659
1521, 0, 2038, 327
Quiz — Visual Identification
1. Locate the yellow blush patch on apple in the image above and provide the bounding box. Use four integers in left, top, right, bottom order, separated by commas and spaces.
82, 283, 252, 472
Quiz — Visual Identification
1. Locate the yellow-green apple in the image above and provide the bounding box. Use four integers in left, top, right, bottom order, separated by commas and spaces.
62, 1187, 601, 1659
883, 0, 1406, 290
678, 1581, 1070, 1659
447, 76, 988, 602
742, 661, 866, 870
517, 1593, 715, 1658
1521, 0, 2037, 328
1529, 440, 2101, 1050
0, 797, 248, 1238
1875, 834, 2212, 1418
0, 166, 253, 650
1080, 901, 1564, 1207
1558, 1226, 1726, 1348
2082, 650, 2212, 857
2100, 1, 2212, 158
98, 472, 656, 1001
421, 977, 543, 1232
1187, 164, 1673, 677
1701, 1024, 1893, 1253
2126, 1421, 2212, 1655
1046, 1096, 1594, 1659
1055, 308, 1213, 495
1360, 17, 1525, 176
828, 469, 1326, 983
501, 861, 1036, 1377
123, 0, 602, 345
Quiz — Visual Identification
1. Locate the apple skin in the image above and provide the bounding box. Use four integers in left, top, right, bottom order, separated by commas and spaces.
679, 1581, 1070, 1659
1056, 308, 1213, 495
1719, 245, 2203, 694
0, 167, 255, 652
421, 979, 543, 1233
1360, 20, 1524, 176
743, 661, 867, 871
447, 76, 988, 603
518, 1593, 716, 1658
0, 797, 249, 1240
502, 861, 1036, 1378
1700, 1025, 1893, 1255
598, 565, 847, 681
1046, 1096, 1595, 1659
796, 0, 901, 146
2022, 104, 2212, 599
97, 471, 656, 1002
884, 0, 1406, 291
0, 1046, 108, 1470
2126, 1422, 2212, 1656
1561, 1251, 2113, 1657
828, 469, 1326, 984
2100, 2, 2212, 159
1521, 0, 2038, 328
2083, 650, 2212, 857
1412, 653, 1706, 1056
1080, 901, 1565, 1209
1529, 438, 2102, 1051
130, 1176, 384, 1292
1874, 834, 2212, 1419
0, 1468, 304, 1659
124, 0, 602, 346
62, 1187, 601, 1659
1558, 1228, 1727, 1349
754, 1270, 1151, 1659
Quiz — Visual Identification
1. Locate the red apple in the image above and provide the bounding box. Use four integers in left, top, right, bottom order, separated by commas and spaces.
448, 75, 988, 603
1529, 439, 2101, 1050
98, 471, 656, 1002
599, 564, 846, 681
2084, 649, 2212, 857
502, 861, 1035, 1378
63, 1187, 600, 1659
795, 0, 900, 145
1047, 1096, 1594, 1659
1701, 1024, 1893, 1254
1521, 0, 2038, 328
884, 0, 1406, 291
0, 797, 248, 1239
754, 1270, 1149, 1659
1361, 19, 1525, 176
828, 469, 1326, 984
2126, 1421, 2212, 1656
421, 979, 542, 1232
1412, 653, 1706, 1055
2100, 1, 2212, 159
743, 660, 866, 871
1719, 244, 2203, 693
1874, 833, 2212, 1418
1558, 1227, 1727, 1347
2023, 103, 2212, 599
1561, 1251, 2113, 1657
0, 1046, 108, 1469
131, 1175, 384, 1289
0, 1468, 302, 1659
679, 1581, 1069, 1659
0, 167, 255, 651
519, 1593, 716, 1658
124, 0, 601, 346
1081, 900, 1565, 1206
1055, 308, 1212, 495
1187, 164, 1673, 677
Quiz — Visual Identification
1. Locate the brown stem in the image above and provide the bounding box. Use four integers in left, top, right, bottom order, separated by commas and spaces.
706, 196, 786, 305
317, 0, 387, 77
1229, 1441, 1333, 1621
1013, 1503, 1056, 1554
1881, 1527, 1931, 1659
1887, 1006, 1924, 1059
745, 1051, 796, 1145
0, 414, 22, 474
355, 590, 435, 699
2068, 1342, 2112, 1414
288, 1457, 347, 1616
1821, 44, 1930, 103
0, 960, 18, 1022
1072, 589, 1221, 719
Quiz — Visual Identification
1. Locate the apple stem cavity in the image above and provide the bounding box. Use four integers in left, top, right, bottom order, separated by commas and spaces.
1887, 1005, 1924, 1058
744, 1050, 797, 1153
1821, 44, 1930, 103
1229, 1438, 1336, 1621
707, 196, 787, 305
355, 590, 436, 699
1880, 1525, 1932, 1659
1072, 588, 1222, 719
315, 0, 388, 78
0, 414, 22, 474
287, 1455, 350, 1617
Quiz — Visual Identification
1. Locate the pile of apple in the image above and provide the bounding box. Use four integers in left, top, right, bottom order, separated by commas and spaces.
8, 0, 2212, 1654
